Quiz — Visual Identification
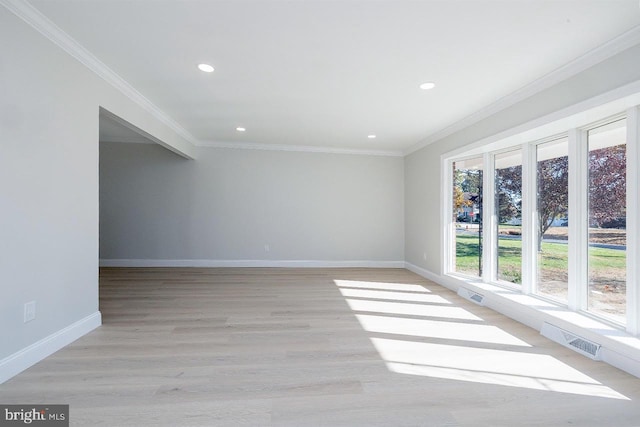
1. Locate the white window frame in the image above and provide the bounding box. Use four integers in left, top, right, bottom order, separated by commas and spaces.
442, 99, 640, 335
628, 106, 640, 335
491, 147, 526, 288
444, 155, 487, 280
580, 115, 627, 324
527, 134, 569, 301
567, 128, 588, 312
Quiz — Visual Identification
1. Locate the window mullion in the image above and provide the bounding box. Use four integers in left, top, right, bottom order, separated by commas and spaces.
483, 152, 497, 283
568, 128, 588, 311
442, 159, 455, 275
521, 142, 537, 294
627, 107, 640, 335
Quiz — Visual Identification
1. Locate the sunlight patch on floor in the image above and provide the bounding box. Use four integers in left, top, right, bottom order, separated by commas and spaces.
334, 279, 431, 293
374, 338, 628, 400
339, 287, 450, 304
355, 314, 530, 347
344, 298, 480, 321
334, 278, 629, 400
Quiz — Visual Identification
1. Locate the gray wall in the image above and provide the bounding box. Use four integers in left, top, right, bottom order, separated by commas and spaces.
404, 44, 640, 273
100, 143, 404, 263
0, 11, 98, 360
0, 10, 192, 364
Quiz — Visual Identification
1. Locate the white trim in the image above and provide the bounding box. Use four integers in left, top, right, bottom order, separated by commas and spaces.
442, 87, 639, 332
627, 106, 640, 335
405, 262, 442, 284
601, 347, 640, 379
197, 140, 404, 157
1, 0, 199, 148
483, 152, 496, 283
99, 108, 194, 159
99, 259, 405, 268
568, 128, 588, 311
99, 137, 154, 145
406, 262, 640, 379
4, 0, 640, 158
521, 141, 536, 295
436, 80, 640, 161
441, 158, 454, 276
405, 25, 640, 155
0, 312, 101, 384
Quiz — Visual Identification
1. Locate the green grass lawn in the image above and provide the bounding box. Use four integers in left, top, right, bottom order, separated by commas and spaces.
455, 233, 626, 284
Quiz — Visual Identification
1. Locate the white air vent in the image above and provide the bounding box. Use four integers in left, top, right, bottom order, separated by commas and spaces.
457, 287, 484, 305
540, 322, 602, 361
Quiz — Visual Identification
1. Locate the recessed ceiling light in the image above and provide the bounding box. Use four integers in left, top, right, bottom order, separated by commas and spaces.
236, 127, 246, 132
368, 135, 376, 139
420, 82, 436, 90
198, 63, 214, 73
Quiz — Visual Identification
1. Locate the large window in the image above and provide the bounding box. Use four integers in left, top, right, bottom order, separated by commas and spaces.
495, 150, 523, 285
445, 109, 636, 331
587, 119, 627, 323
452, 158, 483, 278
536, 138, 569, 301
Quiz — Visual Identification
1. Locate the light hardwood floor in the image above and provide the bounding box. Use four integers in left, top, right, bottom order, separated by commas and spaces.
2, 268, 640, 426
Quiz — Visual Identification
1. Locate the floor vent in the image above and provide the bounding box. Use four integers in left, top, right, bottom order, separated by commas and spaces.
457, 287, 484, 306
540, 322, 602, 361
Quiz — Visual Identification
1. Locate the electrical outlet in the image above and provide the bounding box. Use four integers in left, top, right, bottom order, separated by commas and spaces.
423, 252, 427, 260
264, 244, 270, 252
24, 301, 36, 323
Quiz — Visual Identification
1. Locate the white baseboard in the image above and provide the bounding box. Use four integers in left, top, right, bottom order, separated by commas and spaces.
405, 262, 469, 294
404, 262, 444, 284
601, 347, 640, 379
405, 262, 640, 379
100, 259, 405, 268
0, 312, 102, 384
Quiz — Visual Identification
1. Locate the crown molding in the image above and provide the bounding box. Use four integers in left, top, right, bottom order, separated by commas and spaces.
440, 79, 640, 161
9, 0, 639, 159
2, 0, 397, 158
405, 25, 640, 156
99, 137, 154, 145
99, 107, 195, 158
198, 140, 404, 157
2, 0, 200, 147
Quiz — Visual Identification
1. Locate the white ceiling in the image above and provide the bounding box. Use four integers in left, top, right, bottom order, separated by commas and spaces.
28, 0, 640, 153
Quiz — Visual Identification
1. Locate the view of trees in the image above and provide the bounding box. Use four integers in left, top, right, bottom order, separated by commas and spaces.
495, 165, 522, 223
470, 145, 626, 239
538, 155, 568, 244
452, 121, 627, 319
453, 164, 483, 277
589, 145, 626, 227
453, 166, 482, 217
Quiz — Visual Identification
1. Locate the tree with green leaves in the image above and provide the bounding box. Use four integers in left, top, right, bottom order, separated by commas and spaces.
495, 165, 522, 223
452, 166, 482, 218
537, 155, 568, 246
589, 145, 626, 228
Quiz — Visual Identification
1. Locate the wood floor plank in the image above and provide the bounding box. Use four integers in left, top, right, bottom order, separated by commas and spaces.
1, 267, 640, 426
